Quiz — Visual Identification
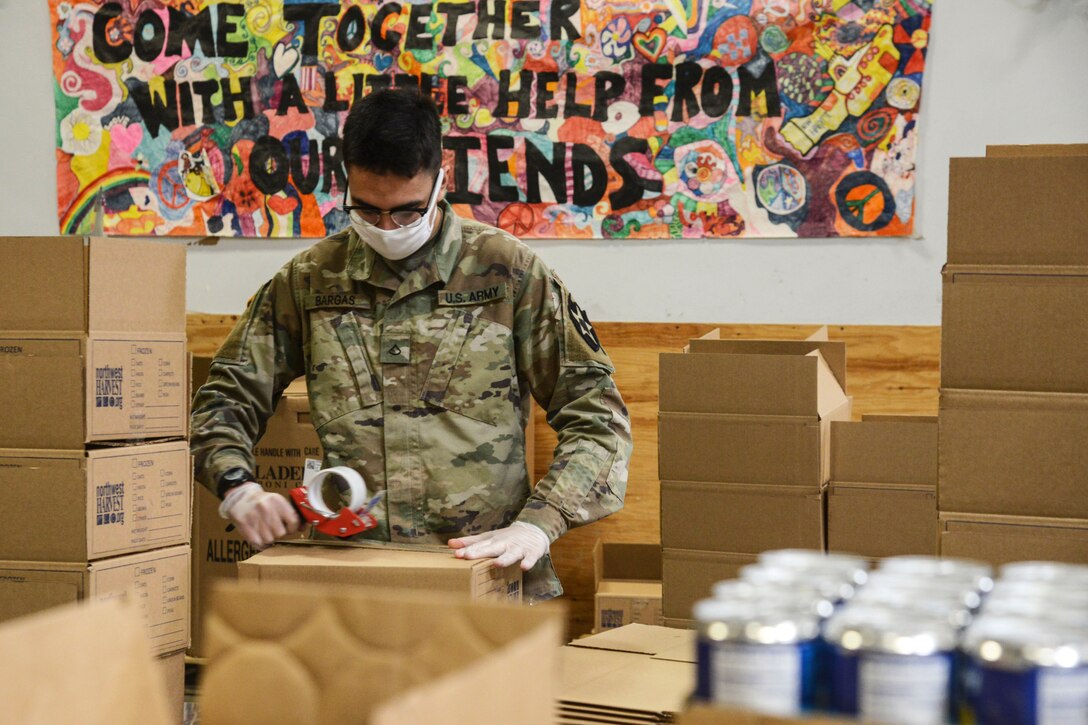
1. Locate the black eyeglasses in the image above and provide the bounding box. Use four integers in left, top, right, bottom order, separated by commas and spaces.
342, 174, 440, 228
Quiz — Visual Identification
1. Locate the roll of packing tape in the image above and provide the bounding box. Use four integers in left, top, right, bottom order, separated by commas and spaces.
306, 466, 368, 517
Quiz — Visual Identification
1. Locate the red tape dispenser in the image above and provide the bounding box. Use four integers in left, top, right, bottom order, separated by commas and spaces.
289, 466, 379, 538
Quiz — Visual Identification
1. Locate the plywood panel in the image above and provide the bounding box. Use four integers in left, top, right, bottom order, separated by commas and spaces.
188, 314, 940, 636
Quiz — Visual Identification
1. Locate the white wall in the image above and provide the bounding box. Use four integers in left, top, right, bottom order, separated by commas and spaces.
2, 0, 1086, 323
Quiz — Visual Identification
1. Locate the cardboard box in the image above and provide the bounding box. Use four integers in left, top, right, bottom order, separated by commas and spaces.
0, 332, 189, 448
0, 236, 186, 333
660, 339, 850, 487
947, 154, 1087, 266
0, 597, 175, 725
828, 483, 936, 558
659, 413, 847, 488
156, 649, 185, 725
941, 267, 1088, 393
939, 512, 1088, 566
0, 545, 191, 655
661, 481, 825, 553
0, 441, 191, 562
986, 144, 1088, 158
237, 541, 523, 603
593, 541, 662, 631
830, 416, 937, 485
200, 580, 562, 725
939, 389, 1088, 519
662, 549, 757, 620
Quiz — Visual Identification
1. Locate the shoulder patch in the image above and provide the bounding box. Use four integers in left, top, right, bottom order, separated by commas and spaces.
557, 280, 613, 370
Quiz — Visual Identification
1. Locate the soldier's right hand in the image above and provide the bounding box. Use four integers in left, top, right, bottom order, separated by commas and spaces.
218, 481, 302, 549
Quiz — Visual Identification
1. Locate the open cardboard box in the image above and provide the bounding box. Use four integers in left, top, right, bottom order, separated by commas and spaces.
827, 415, 937, 557
0, 440, 192, 562
939, 511, 1088, 566
939, 389, 1088, 520
593, 541, 663, 631
199, 579, 563, 724
659, 334, 850, 487
0, 597, 175, 725
0, 237, 188, 448
237, 540, 523, 603
0, 544, 191, 656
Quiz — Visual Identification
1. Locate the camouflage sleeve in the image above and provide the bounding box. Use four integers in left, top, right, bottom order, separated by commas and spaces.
511, 253, 633, 542
190, 261, 305, 496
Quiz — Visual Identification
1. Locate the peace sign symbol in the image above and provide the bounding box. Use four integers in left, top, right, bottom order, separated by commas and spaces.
155, 161, 189, 211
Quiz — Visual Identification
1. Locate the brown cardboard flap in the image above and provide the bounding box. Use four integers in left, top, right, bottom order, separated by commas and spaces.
203, 580, 562, 725
938, 389, 1088, 519
659, 413, 822, 487
0, 598, 174, 725
88, 238, 186, 333
987, 144, 1088, 158
939, 512, 1088, 566
941, 269, 1088, 393
678, 704, 859, 724
0, 237, 87, 331
830, 417, 937, 484
559, 646, 694, 715
661, 481, 825, 553
660, 353, 819, 416
948, 155, 1088, 266
686, 338, 847, 393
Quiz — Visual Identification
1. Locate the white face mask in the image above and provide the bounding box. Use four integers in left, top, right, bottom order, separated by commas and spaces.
349, 169, 445, 261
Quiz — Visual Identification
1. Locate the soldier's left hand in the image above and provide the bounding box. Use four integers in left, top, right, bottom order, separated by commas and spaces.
449, 522, 550, 571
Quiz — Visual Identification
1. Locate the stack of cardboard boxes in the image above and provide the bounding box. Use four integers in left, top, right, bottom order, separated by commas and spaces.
827, 415, 938, 558
0, 236, 192, 718
658, 331, 851, 626
938, 145, 1088, 563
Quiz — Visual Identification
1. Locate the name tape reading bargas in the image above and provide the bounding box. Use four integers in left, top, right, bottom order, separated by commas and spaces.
438, 283, 508, 307
305, 292, 371, 310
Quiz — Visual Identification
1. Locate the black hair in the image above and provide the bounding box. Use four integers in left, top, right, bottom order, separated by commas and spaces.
342, 89, 442, 177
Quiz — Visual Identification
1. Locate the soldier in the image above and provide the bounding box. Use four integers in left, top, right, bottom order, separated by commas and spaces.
191, 89, 632, 602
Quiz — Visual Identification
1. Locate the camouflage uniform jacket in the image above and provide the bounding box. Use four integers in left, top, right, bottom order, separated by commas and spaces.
190, 201, 633, 602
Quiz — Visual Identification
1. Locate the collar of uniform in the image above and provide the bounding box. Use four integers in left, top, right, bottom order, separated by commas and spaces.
346, 200, 462, 287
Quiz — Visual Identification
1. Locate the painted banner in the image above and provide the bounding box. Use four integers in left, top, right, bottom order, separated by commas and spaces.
50, 0, 932, 239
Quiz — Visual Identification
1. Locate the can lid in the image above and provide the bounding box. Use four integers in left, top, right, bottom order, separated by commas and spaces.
851, 590, 973, 629
758, 549, 870, 585
980, 597, 1088, 628
712, 580, 838, 619
693, 598, 822, 643
862, 572, 983, 609
989, 579, 1088, 602
739, 564, 857, 601
824, 605, 959, 653
963, 616, 1088, 670
878, 556, 993, 592
999, 561, 1088, 585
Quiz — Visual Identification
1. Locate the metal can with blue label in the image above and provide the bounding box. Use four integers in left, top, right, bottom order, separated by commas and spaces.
824, 605, 958, 725
961, 616, 1088, 725
694, 598, 823, 716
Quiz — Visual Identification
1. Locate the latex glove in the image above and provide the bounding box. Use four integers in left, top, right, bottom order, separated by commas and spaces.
218, 481, 301, 549
449, 522, 550, 571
